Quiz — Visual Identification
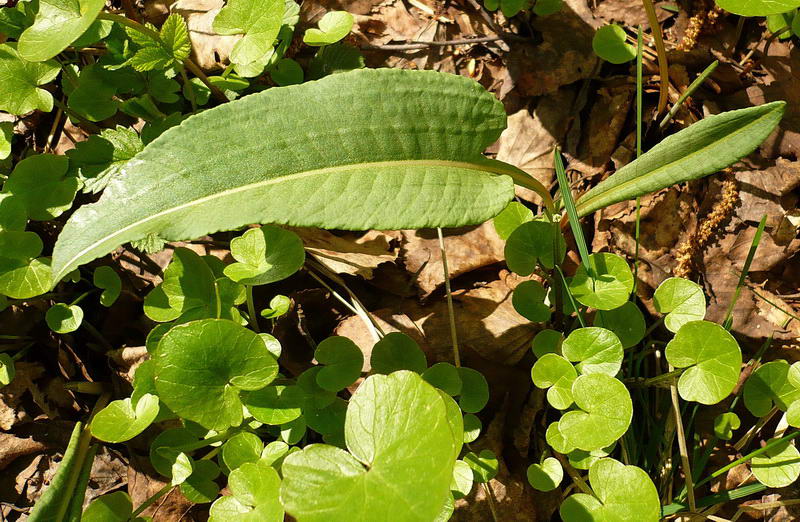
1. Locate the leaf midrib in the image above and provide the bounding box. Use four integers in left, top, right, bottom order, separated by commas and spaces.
54, 158, 511, 281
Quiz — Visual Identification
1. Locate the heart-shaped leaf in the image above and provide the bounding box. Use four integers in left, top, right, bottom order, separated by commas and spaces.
560, 458, 659, 521
93, 266, 121, 307
209, 460, 284, 521
457, 367, 489, 413
561, 327, 623, 376
532, 329, 563, 358
423, 362, 463, 396
593, 301, 645, 349
464, 449, 499, 483
0, 353, 15, 386
314, 336, 364, 392
181, 459, 220, 503
222, 431, 264, 471
744, 360, 800, 417
512, 280, 551, 322
713, 412, 741, 441
558, 374, 632, 451
716, 0, 800, 16
493, 201, 532, 240
504, 220, 566, 274
260, 294, 291, 319
0, 43, 61, 115
50, 68, 519, 283
665, 320, 742, 405
223, 225, 305, 285
0, 256, 52, 299
568, 253, 634, 311
81, 491, 136, 522
593, 24, 636, 64
751, 438, 800, 488
154, 319, 279, 431
370, 332, 427, 374
213, 0, 284, 77
3, 154, 79, 220
653, 277, 706, 333
303, 11, 353, 46
45, 303, 84, 334
91, 393, 159, 443
546, 421, 575, 454
527, 457, 563, 492
17, 0, 105, 61
532, 353, 577, 410
241, 384, 303, 425
281, 371, 458, 522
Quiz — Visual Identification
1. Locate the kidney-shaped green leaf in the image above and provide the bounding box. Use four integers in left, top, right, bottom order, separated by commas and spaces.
744, 360, 800, 417
561, 327, 623, 376
18, 0, 106, 62
558, 374, 632, 451
716, 0, 800, 16
51, 68, 519, 283
281, 371, 458, 522
653, 277, 706, 333
568, 253, 634, 311
751, 438, 800, 488
224, 225, 305, 285
0, 43, 61, 115
90, 393, 159, 443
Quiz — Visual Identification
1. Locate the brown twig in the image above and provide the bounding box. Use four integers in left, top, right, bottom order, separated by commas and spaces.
362, 34, 524, 51
642, 0, 670, 114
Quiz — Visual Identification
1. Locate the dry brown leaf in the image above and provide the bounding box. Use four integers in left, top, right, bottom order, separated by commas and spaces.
0, 362, 46, 430
173, 0, 239, 72
0, 433, 47, 471
293, 228, 398, 280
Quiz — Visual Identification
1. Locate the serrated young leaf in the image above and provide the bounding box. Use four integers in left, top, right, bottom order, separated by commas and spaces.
0, 43, 61, 115
213, 0, 284, 77
3, 154, 80, 220
303, 11, 354, 46
126, 14, 190, 72
51, 69, 517, 283
67, 126, 144, 193
17, 0, 106, 62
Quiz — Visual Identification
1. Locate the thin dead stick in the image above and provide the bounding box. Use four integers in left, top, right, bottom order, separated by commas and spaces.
641, 0, 670, 114
437, 228, 461, 368
734, 406, 779, 451
669, 365, 697, 512
362, 35, 515, 52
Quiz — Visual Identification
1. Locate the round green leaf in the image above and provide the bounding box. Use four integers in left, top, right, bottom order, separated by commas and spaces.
0, 256, 52, 299
93, 266, 122, 307
451, 459, 473, 499
493, 201, 532, 240
150, 428, 198, 477
314, 336, 364, 392
297, 366, 336, 410
370, 332, 427, 374
716, 0, 800, 16
303, 11, 354, 46
270, 58, 304, 86
744, 360, 800, 417
91, 393, 159, 443
751, 438, 800, 488
154, 319, 279, 431
512, 280, 551, 322
304, 397, 346, 437
558, 374, 632, 451
592, 25, 636, 64
713, 412, 740, 441
593, 301, 646, 348
561, 327, 623, 376
209, 460, 284, 521
458, 367, 489, 413
17, 0, 106, 61
242, 384, 303, 425
567, 444, 614, 471
0, 194, 27, 232
665, 320, 742, 405
533, 0, 562, 15
0, 353, 15, 386
787, 401, 800, 427
212, 0, 284, 78
504, 220, 566, 274
280, 415, 306, 444
261, 440, 290, 466
463, 413, 481, 443
545, 421, 574, 454
653, 277, 706, 333
81, 491, 133, 522
171, 452, 194, 486
532, 329, 563, 358
560, 458, 659, 521
260, 294, 291, 320
3, 154, 79, 220
281, 371, 458, 522
527, 457, 562, 491
45, 303, 84, 334
223, 225, 305, 286
464, 449, 498, 483
180, 459, 220, 504
423, 362, 462, 396
0, 231, 42, 260
532, 353, 577, 410
0, 122, 13, 161
568, 253, 634, 311
222, 431, 264, 471
0, 43, 61, 115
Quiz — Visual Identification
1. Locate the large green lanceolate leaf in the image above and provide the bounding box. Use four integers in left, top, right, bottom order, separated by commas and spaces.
17, 0, 106, 62
51, 68, 519, 283
575, 102, 785, 217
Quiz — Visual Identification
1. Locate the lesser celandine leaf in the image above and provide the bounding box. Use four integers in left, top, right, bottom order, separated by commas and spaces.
81, 491, 134, 522
512, 280, 551, 322
304, 397, 346, 437
270, 58, 304, 86
493, 201, 533, 239
180, 460, 220, 503
90, 393, 159, 443
280, 415, 306, 444
561, 327, 623, 376
666, 320, 742, 405
0, 257, 52, 299
303, 11, 354, 46
532, 329, 563, 358
241, 384, 303, 425
592, 25, 636, 64
593, 301, 645, 348
17, 0, 105, 61
464, 449, 499, 483
297, 366, 336, 409
0, 353, 15, 386
213, 0, 284, 77
743, 360, 800, 417
0, 231, 42, 260
154, 319, 279, 431
458, 367, 490, 413
532, 353, 577, 410
788, 401, 800, 427
527, 457, 563, 492
560, 458, 660, 522
210, 461, 284, 521
423, 362, 463, 396
569, 253, 634, 311
653, 277, 706, 333
546, 421, 575, 454
437, 391, 465, 461
0, 122, 12, 160
260, 294, 291, 319
3, 154, 79, 220
171, 452, 195, 486
93, 266, 121, 307
713, 412, 741, 441
221, 432, 264, 471
451, 460, 473, 498
0, 194, 27, 231
0, 43, 60, 115
45, 303, 84, 334
567, 444, 614, 471
751, 438, 800, 488
281, 372, 457, 522
223, 225, 305, 285
716, 0, 800, 16
370, 332, 427, 374
314, 336, 364, 392
463, 413, 481, 443
51, 69, 517, 283
558, 374, 632, 451
504, 220, 566, 274
149, 428, 198, 477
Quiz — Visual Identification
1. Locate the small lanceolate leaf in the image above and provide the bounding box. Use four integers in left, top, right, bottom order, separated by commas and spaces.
568, 253, 634, 310
3, 154, 79, 220
45, 303, 84, 333
743, 360, 800, 417
593, 301, 646, 349
504, 220, 566, 274
562, 327, 623, 376
593, 25, 636, 64
17, 0, 105, 62
303, 11, 354, 46
716, 0, 800, 16
90, 393, 159, 442
575, 102, 785, 217
558, 374, 632, 451
527, 457, 563, 492
223, 226, 305, 285
666, 321, 742, 405
154, 319, 279, 431
532, 353, 577, 410
560, 458, 660, 522
213, 0, 284, 77
653, 277, 706, 333
714, 412, 741, 441
281, 372, 458, 522
370, 332, 427, 374
512, 280, 551, 322
751, 438, 800, 488
51, 69, 517, 283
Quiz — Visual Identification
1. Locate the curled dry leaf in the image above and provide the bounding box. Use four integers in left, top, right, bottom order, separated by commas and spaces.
173, 0, 240, 71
